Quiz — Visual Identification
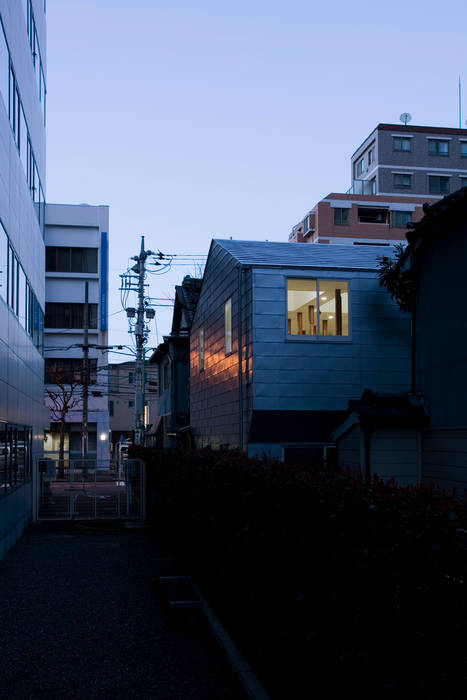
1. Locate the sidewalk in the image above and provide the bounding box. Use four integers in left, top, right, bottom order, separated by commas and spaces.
0, 521, 245, 700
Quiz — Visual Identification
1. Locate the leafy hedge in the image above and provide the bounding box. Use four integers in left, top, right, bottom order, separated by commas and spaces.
133, 447, 467, 697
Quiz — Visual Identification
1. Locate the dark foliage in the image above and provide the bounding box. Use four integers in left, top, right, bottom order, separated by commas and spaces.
377, 243, 413, 313
133, 447, 467, 698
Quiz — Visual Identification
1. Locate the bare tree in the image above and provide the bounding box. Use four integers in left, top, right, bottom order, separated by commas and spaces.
45, 365, 82, 477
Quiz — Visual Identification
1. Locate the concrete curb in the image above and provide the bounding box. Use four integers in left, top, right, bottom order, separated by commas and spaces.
189, 578, 271, 700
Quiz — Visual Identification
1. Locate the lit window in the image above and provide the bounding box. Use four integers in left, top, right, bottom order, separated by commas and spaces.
428, 139, 449, 156
393, 137, 411, 152
393, 173, 412, 189
333, 208, 349, 226
392, 211, 412, 228
287, 279, 348, 337
199, 326, 205, 371
225, 298, 232, 354
428, 176, 450, 194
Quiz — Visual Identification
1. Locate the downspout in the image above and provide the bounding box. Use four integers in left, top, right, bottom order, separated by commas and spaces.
237, 265, 243, 451
410, 248, 416, 394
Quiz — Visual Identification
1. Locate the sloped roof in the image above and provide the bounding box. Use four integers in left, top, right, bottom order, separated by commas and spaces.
172, 276, 203, 333
213, 239, 396, 271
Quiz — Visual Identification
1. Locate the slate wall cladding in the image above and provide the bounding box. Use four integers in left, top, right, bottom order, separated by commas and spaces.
190, 242, 252, 449
191, 240, 411, 451
252, 268, 411, 411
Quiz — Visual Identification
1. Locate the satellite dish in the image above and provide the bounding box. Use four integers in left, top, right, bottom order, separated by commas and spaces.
400, 112, 412, 126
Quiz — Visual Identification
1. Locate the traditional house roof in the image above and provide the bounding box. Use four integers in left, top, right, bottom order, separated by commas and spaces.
404, 186, 467, 260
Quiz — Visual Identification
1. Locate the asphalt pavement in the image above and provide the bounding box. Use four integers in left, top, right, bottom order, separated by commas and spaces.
0, 521, 246, 700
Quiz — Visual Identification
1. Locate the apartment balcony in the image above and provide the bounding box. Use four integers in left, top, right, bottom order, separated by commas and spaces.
346, 179, 376, 195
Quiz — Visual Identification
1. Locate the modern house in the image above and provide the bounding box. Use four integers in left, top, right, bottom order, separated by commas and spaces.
43, 203, 110, 468
402, 187, 467, 492
151, 275, 202, 448
189, 240, 411, 461
0, 0, 47, 558
108, 360, 159, 454
289, 123, 467, 246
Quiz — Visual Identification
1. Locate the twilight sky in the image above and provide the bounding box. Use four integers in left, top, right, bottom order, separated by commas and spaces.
46, 0, 467, 354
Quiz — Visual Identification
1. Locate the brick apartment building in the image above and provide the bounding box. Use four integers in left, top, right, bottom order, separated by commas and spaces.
289, 123, 467, 245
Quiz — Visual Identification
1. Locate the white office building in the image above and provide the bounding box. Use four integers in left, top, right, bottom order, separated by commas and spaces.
0, 0, 47, 558
44, 203, 110, 469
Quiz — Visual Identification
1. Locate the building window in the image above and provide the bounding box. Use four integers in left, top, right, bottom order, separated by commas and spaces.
428, 139, 449, 156
45, 358, 97, 384
393, 173, 412, 189
128, 372, 134, 384
287, 279, 349, 337
461, 177, 467, 188
46, 247, 98, 273
460, 142, 467, 157
333, 208, 349, 226
128, 400, 134, 408
393, 137, 411, 152
44, 302, 98, 329
0, 424, 33, 496
225, 298, 232, 354
199, 326, 205, 371
355, 158, 365, 177
368, 147, 375, 165
392, 211, 412, 228
108, 401, 114, 417
428, 176, 450, 194
358, 207, 388, 224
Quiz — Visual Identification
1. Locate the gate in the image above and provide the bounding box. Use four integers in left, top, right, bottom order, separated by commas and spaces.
37, 459, 146, 521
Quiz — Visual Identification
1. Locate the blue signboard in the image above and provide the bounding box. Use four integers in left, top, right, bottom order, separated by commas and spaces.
100, 231, 108, 331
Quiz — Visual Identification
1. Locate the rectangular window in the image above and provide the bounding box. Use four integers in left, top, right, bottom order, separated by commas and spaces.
108, 401, 114, 417
45, 358, 97, 384
393, 173, 412, 189
18, 265, 26, 328
128, 372, 134, 384
393, 137, 411, 152
460, 142, 467, 157
44, 302, 98, 329
461, 177, 467, 188
428, 139, 449, 156
428, 176, 450, 194
128, 400, 134, 408
199, 326, 205, 371
392, 210, 412, 228
368, 147, 375, 165
46, 247, 98, 273
287, 279, 349, 337
225, 298, 232, 354
333, 208, 349, 226
0, 19, 8, 111
358, 207, 388, 224
0, 221, 7, 303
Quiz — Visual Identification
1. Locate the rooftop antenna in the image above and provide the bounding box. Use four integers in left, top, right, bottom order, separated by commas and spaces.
459, 75, 462, 128
400, 112, 412, 126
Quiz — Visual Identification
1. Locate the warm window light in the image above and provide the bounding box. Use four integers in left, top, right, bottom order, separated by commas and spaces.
99, 432, 107, 442
321, 296, 327, 301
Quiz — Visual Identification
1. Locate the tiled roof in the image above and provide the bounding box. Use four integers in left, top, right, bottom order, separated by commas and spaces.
213, 239, 397, 270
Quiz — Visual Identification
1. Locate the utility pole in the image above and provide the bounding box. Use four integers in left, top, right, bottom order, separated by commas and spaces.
133, 237, 153, 445
82, 280, 89, 473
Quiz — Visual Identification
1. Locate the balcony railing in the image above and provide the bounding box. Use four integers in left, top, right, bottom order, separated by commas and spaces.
346, 179, 376, 195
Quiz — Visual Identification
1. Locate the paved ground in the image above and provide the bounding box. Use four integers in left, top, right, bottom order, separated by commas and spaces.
0, 521, 246, 700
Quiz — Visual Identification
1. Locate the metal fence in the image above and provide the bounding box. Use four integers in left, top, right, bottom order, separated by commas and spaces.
37, 458, 146, 521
